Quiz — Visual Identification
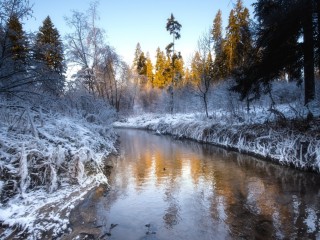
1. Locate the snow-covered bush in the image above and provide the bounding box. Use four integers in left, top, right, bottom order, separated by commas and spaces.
0, 96, 117, 238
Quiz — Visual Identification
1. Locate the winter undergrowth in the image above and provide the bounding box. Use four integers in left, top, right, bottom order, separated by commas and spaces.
0, 96, 117, 239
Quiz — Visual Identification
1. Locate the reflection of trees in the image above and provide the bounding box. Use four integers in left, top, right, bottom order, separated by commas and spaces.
106, 130, 320, 239
191, 142, 320, 239
163, 178, 181, 228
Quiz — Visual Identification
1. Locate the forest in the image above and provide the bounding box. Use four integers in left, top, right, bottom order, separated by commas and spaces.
0, 0, 319, 238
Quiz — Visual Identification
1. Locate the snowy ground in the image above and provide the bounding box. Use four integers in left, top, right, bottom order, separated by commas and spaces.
114, 104, 320, 172
0, 103, 117, 239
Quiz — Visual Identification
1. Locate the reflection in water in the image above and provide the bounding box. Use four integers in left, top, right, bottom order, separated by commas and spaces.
98, 129, 320, 240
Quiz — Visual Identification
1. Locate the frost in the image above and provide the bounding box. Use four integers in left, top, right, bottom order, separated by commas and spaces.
19, 144, 30, 196
0, 98, 117, 239
114, 108, 320, 172
304, 208, 318, 233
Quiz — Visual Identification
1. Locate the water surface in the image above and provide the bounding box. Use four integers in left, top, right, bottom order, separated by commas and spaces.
97, 129, 320, 239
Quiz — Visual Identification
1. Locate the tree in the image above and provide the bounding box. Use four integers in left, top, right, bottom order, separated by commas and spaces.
137, 51, 147, 76
212, 10, 223, 56
302, 0, 315, 104
172, 53, 184, 88
232, 0, 317, 106
223, 0, 252, 75
317, 0, 320, 75
65, 1, 131, 112
190, 30, 216, 117
166, 13, 182, 55
133, 42, 142, 70
34, 16, 65, 95
154, 47, 167, 88
0, 0, 34, 95
65, 1, 105, 94
190, 51, 202, 86
7, 14, 28, 66
166, 13, 182, 114
145, 53, 154, 87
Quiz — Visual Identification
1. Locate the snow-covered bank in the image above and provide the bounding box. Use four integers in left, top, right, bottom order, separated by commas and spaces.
114, 112, 320, 172
0, 102, 117, 239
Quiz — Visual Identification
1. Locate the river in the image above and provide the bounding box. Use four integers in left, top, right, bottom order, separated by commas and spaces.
89, 129, 320, 239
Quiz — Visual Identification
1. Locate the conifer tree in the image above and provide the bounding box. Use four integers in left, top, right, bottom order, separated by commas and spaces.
212, 10, 228, 79
173, 53, 184, 87
34, 16, 65, 95
224, 0, 251, 75
137, 51, 147, 76
7, 14, 28, 67
166, 13, 182, 113
190, 51, 202, 86
212, 10, 223, 56
145, 53, 154, 87
233, 0, 317, 105
0, 13, 30, 94
154, 47, 167, 88
133, 42, 142, 70
166, 13, 182, 55
0, 0, 33, 95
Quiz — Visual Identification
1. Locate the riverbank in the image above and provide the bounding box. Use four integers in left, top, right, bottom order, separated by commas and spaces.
114, 113, 320, 172
0, 103, 117, 239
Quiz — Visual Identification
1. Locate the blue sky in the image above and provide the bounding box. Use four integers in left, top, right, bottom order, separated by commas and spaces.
25, 0, 255, 65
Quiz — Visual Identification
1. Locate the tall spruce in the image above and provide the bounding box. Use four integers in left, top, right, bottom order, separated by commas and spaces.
34, 16, 65, 95
0, 0, 33, 95
137, 51, 147, 76
133, 42, 142, 70
212, 10, 223, 55
154, 47, 167, 88
211, 10, 228, 79
0, 13, 29, 94
145, 53, 154, 87
7, 14, 28, 67
224, 0, 251, 75
232, 0, 317, 105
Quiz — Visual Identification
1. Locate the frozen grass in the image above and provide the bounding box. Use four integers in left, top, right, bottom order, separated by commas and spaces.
114, 104, 320, 172
0, 100, 117, 239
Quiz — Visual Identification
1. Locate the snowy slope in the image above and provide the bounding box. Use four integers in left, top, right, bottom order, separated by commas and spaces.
0, 104, 117, 239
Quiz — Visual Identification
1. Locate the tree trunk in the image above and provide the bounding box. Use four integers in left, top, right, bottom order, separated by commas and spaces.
170, 86, 174, 114
302, 0, 315, 105
204, 94, 208, 118
317, 0, 320, 75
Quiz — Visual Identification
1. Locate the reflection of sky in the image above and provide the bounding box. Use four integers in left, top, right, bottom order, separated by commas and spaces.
100, 129, 320, 239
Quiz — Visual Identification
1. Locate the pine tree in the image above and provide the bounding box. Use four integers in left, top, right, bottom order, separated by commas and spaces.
190, 51, 202, 86
166, 13, 182, 55
212, 10, 223, 56
7, 14, 28, 67
0, 13, 30, 95
166, 13, 182, 113
133, 42, 142, 70
145, 53, 154, 87
163, 55, 173, 87
212, 10, 228, 79
173, 53, 184, 88
0, 0, 37, 96
154, 47, 167, 88
224, 0, 251, 75
34, 16, 65, 95
233, 0, 317, 105
137, 51, 147, 76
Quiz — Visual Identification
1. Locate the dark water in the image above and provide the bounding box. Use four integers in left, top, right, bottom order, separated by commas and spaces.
97, 129, 320, 240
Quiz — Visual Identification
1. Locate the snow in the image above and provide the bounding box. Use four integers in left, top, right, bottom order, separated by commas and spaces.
0, 100, 117, 239
114, 103, 320, 172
